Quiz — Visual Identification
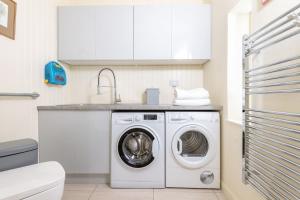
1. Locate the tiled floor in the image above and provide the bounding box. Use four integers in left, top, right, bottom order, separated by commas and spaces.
63, 184, 227, 200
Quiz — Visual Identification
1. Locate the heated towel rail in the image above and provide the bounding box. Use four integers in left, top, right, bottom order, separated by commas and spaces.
0, 92, 40, 99
242, 3, 300, 200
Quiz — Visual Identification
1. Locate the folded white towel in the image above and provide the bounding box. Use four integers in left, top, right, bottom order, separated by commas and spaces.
173, 99, 211, 106
175, 88, 210, 100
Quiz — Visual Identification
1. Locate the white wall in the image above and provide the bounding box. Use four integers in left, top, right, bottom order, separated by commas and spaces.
0, 0, 71, 143
204, 0, 300, 200
69, 66, 203, 104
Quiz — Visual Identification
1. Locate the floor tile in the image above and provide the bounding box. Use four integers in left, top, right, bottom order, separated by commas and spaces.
215, 192, 227, 200
63, 184, 224, 200
64, 184, 97, 192
154, 188, 218, 200
62, 190, 91, 200
94, 183, 112, 191
90, 189, 153, 200
95, 184, 152, 193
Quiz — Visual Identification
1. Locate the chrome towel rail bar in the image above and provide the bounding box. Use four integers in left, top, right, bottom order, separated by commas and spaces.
246, 89, 300, 95
245, 113, 300, 126
246, 125, 300, 143
250, 163, 297, 193
244, 3, 300, 56
247, 3, 300, 40
247, 133, 300, 158
246, 153, 300, 186
246, 62, 300, 77
247, 29, 300, 55
249, 167, 297, 200
0, 92, 40, 99
246, 138, 300, 166
245, 80, 300, 89
246, 120, 300, 134
251, 23, 297, 48
248, 163, 299, 198
247, 141, 299, 169
242, 4, 300, 200
244, 108, 300, 117
245, 55, 300, 73
248, 175, 284, 200
245, 150, 300, 182
247, 171, 296, 200
246, 71, 300, 84
247, 178, 273, 200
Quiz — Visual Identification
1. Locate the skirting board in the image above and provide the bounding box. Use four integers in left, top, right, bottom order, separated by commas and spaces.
221, 181, 264, 200
221, 181, 239, 200
66, 174, 109, 184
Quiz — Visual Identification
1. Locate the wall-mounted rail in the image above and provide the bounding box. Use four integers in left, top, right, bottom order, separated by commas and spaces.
0, 92, 40, 99
244, 3, 300, 56
242, 3, 300, 200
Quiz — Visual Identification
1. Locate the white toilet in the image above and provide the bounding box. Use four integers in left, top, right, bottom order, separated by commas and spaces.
0, 161, 65, 200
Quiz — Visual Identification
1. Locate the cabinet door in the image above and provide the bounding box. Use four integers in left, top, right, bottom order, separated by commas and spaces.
172, 5, 211, 60
95, 6, 134, 60
134, 6, 172, 60
39, 111, 110, 174
58, 7, 96, 60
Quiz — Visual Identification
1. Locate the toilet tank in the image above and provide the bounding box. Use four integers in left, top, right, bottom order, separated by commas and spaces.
0, 139, 38, 172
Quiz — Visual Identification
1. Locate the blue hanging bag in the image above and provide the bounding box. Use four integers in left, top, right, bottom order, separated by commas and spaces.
44, 61, 67, 85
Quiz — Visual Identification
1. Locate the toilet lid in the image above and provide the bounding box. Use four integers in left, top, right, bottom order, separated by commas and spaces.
0, 161, 65, 200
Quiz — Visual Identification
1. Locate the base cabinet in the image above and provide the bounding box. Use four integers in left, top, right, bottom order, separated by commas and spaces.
38, 111, 110, 174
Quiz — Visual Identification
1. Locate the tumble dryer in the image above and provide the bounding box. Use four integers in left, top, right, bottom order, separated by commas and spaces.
166, 112, 220, 188
111, 112, 165, 188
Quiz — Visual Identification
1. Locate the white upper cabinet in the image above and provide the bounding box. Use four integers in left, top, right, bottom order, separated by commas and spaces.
172, 4, 211, 60
58, 6, 133, 63
95, 6, 133, 60
134, 6, 172, 60
58, 4, 211, 65
58, 7, 96, 61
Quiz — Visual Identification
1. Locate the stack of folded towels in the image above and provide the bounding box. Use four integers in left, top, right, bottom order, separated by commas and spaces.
173, 88, 211, 106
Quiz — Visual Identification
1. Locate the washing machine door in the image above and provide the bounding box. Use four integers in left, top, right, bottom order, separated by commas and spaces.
171, 125, 216, 169
118, 127, 159, 168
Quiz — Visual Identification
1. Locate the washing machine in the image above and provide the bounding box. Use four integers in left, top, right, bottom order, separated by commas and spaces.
111, 112, 165, 188
166, 112, 220, 189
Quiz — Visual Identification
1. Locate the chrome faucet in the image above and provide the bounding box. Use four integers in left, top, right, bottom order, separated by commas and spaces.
97, 68, 121, 104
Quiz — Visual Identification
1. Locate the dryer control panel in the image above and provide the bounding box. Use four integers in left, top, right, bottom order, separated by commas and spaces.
168, 112, 219, 123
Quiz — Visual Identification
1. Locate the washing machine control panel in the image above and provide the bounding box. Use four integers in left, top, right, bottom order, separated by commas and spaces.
134, 113, 164, 123
144, 114, 157, 120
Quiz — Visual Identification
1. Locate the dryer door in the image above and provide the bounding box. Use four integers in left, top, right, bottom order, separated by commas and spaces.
171, 125, 216, 169
118, 127, 159, 168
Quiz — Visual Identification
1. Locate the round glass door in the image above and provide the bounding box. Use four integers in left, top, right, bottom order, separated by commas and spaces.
172, 125, 215, 169
118, 128, 157, 168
